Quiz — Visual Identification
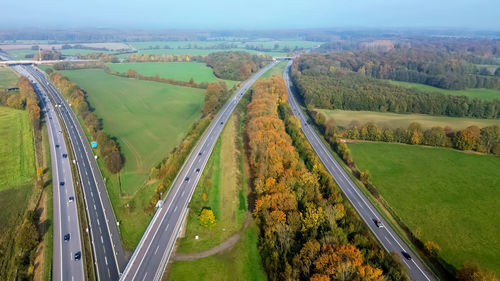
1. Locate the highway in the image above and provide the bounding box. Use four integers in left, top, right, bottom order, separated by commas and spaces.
119, 60, 279, 281
16, 64, 128, 281
11, 65, 85, 281
283, 61, 435, 281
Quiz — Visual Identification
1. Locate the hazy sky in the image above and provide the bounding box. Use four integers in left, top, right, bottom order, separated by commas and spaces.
1, 0, 499, 30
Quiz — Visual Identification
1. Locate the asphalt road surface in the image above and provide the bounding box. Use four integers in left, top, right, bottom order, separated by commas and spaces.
283, 61, 435, 281
119, 61, 279, 281
16, 64, 127, 281
11, 65, 85, 281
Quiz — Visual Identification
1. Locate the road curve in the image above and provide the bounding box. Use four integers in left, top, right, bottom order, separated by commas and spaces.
119, 61, 279, 281
19, 65, 127, 281
11, 65, 85, 281
283, 61, 435, 281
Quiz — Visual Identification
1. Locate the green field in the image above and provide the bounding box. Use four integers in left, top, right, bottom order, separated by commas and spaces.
349, 142, 500, 274
106, 62, 238, 87
389, 80, 500, 101
0, 106, 35, 190
260, 60, 288, 79
6, 49, 35, 60
0, 67, 18, 88
58, 69, 204, 195
0, 106, 35, 276
318, 109, 500, 130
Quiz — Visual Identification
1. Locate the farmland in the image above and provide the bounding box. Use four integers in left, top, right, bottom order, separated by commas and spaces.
106, 62, 238, 87
118, 48, 286, 58
0, 106, 35, 277
57, 69, 205, 195
349, 142, 500, 274
128, 40, 322, 50
0, 67, 18, 88
389, 80, 500, 101
318, 109, 500, 130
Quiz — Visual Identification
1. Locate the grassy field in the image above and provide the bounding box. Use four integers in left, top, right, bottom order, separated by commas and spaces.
260, 60, 288, 79
348, 142, 500, 274
0, 67, 18, 89
166, 109, 266, 280
389, 80, 500, 101
5, 49, 35, 60
0, 106, 35, 190
318, 109, 500, 130
58, 69, 204, 195
0, 106, 35, 277
106, 62, 238, 87
166, 223, 267, 281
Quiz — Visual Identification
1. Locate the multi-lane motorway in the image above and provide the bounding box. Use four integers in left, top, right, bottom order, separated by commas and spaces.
12, 65, 85, 281
15, 64, 127, 281
283, 61, 435, 281
119, 61, 279, 281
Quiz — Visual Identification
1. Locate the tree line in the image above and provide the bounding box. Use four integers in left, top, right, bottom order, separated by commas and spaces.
205, 51, 271, 81
297, 51, 500, 91
49, 72, 124, 173
291, 56, 500, 119
0, 76, 41, 129
311, 111, 500, 156
105, 68, 210, 89
246, 77, 408, 281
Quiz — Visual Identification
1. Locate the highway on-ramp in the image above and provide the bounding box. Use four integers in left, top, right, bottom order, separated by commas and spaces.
17, 64, 128, 281
283, 61, 435, 281
11, 65, 85, 281
119, 61, 278, 281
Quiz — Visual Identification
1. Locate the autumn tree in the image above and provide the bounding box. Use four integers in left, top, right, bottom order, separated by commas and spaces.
456, 262, 498, 281
199, 209, 216, 228
455, 126, 481, 150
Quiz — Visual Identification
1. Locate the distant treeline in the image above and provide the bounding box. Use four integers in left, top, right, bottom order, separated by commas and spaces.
205, 51, 271, 80
306, 51, 500, 90
49, 72, 124, 173
310, 110, 500, 156
106, 68, 209, 89
291, 54, 500, 119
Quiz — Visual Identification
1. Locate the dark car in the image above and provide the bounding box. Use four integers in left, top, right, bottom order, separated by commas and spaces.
74, 251, 81, 261
185, 177, 190, 182
374, 219, 384, 228
220, 121, 223, 125
60, 181, 65, 186
196, 168, 200, 173
62, 153, 68, 158
69, 196, 74, 202
198, 152, 202, 156
401, 251, 412, 260
55, 144, 60, 148
64, 233, 70, 241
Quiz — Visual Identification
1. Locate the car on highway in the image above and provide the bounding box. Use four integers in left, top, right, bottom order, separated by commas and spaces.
74, 251, 81, 261
196, 168, 200, 173
69, 196, 74, 202
401, 251, 412, 260
60, 181, 65, 186
220, 121, 223, 125
374, 219, 384, 228
198, 152, 202, 156
62, 153, 68, 158
55, 144, 60, 148
184, 177, 190, 182
64, 233, 70, 241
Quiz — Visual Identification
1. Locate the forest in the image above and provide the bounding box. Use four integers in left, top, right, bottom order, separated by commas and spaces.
246, 77, 408, 281
291, 54, 500, 119
205, 51, 271, 80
